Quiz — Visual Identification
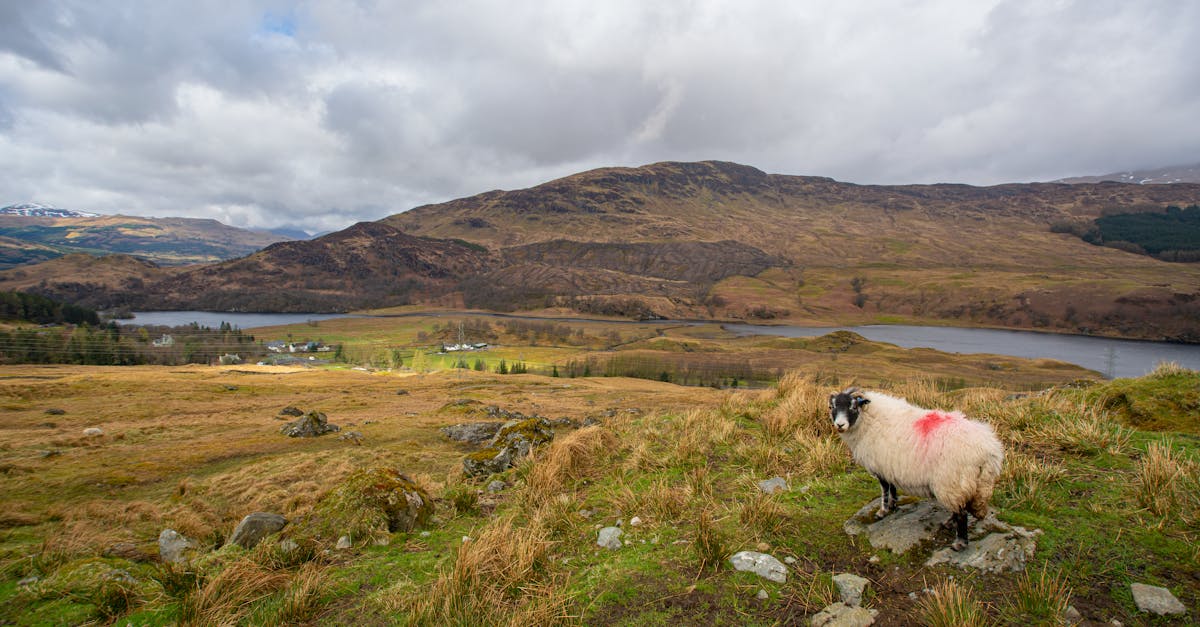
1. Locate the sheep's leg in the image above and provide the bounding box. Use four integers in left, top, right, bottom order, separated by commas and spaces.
875, 477, 895, 519
951, 511, 969, 551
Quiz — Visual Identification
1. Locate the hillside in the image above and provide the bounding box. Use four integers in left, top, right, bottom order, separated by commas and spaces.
4, 161, 1200, 340
134, 222, 497, 312
0, 213, 292, 268
0, 356, 1194, 625
387, 161, 1200, 340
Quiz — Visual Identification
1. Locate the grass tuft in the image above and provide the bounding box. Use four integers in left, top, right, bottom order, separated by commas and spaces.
693, 509, 730, 573
1004, 565, 1071, 624
1135, 439, 1193, 519
915, 579, 990, 627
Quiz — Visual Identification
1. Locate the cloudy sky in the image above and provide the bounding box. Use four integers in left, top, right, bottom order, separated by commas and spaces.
1, 1, 1197, 233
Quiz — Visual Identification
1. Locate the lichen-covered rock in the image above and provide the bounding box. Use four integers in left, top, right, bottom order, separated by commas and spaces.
730, 551, 788, 583
311, 467, 433, 542
833, 573, 870, 607
280, 410, 339, 437
811, 601, 878, 626
597, 527, 623, 550
441, 421, 505, 444
158, 529, 195, 565
227, 512, 288, 549
462, 418, 554, 477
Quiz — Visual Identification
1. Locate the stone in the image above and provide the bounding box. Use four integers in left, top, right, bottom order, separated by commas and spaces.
440, 422, 505, 444
730, 551, 788, 583
335, 535, 352, 550
462, 418, 554, 477
758, 477, 788, 494
784, 556, 797, 565
833, 573, 870, 607
227, 512, 288, 549
83, 427, 104, 437
280, 410, 339, 437
487, 480, 507, 493
103, 568, 138, 585
844, 498, 949, 554
338, 431, 364, 445
158, 529, 195, 565
630, 516, 642, 527
44, 408, 65, 415
17, 576, 39, 587
279, 406, 305, 417
925, 518, 1041, 574
279, 539, 299, 553
756, 589, 769, 600
847, 497, 1041, 569
811, 602, 878, 627
1130, 583, 1186, 616
1065, 605, 1083, 625
597, 526, 623, 550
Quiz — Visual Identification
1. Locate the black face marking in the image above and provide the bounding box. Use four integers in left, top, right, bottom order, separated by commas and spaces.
830, 390, 870, 433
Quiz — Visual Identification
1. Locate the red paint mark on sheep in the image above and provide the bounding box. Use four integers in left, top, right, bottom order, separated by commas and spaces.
915, 411, 954, 440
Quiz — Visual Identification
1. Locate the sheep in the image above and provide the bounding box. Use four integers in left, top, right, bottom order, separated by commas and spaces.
829, 386, 1004, 551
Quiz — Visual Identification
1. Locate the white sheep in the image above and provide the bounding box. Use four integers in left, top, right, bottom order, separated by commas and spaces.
829, 386, 1004, 551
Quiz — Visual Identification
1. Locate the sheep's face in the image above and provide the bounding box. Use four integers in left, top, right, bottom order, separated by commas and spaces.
830, 390, 870, 433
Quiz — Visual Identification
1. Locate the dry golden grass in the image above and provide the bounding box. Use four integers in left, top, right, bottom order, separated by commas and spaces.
605, 479, 692, 525
762, 375, 828, 442
915, 579, 991, 627
1135, 440, 1194, 520
1008, 565, 1072, 624
1029, 404, 1132, 456
737, 491, 788, 540
406, 515, 571, 625
524, 426, 617, 505
178, 557, 291, 626
998, 451, 1066, 511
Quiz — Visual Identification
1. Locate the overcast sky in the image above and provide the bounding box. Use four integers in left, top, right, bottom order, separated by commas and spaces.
1, 1, 1197, 233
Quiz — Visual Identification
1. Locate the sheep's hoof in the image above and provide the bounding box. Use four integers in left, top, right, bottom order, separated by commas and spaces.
874, 507, 892, 520
940, 518, 955, 530
951, 539, 968, 552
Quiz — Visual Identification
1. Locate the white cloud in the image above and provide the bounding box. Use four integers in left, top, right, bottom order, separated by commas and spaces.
0, 0, 1197, 232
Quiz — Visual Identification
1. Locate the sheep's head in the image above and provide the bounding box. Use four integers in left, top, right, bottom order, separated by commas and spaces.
829, 387, 870, 433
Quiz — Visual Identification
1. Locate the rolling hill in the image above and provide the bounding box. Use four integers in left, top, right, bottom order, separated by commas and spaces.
0, 212, 293, 268
3, 161, 1200, 341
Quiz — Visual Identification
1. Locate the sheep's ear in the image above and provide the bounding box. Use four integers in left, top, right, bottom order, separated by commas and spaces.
853, 395, 869, 407
829, 394, 837, 406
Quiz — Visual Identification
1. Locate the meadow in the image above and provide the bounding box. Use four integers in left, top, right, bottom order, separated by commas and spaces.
0, 315, 1196, 625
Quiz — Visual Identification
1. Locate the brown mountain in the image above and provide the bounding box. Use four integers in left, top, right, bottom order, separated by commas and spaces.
0, 213, 292, 268
3, 160, 1200, 340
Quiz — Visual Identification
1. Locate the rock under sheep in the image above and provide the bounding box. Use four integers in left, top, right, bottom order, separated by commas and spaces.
830, 386, 1004, 551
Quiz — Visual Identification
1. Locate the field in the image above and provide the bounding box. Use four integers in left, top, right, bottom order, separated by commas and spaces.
0, 318, 1197, 625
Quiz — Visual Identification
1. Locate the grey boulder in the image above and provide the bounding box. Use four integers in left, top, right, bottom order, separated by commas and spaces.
227, 512, 288, 549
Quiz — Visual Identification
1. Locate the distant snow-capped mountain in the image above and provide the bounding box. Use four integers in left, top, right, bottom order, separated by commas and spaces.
1, 203, 100, 218
1055, 162, 1200, 184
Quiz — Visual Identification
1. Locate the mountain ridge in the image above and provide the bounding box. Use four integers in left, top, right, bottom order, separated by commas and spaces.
0, 212, 293, 268
3, 160, 1200, 340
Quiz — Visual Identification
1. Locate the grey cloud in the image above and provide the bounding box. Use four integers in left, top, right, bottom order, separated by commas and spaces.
0, 0, 1198, 232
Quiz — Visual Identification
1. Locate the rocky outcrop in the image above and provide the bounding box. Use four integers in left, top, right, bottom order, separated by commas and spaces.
280, 410, 339, 437
441, 422, 505, 444
311, 467, 433, 541
846, 497, 1040, 573
462, 418, 554, 477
